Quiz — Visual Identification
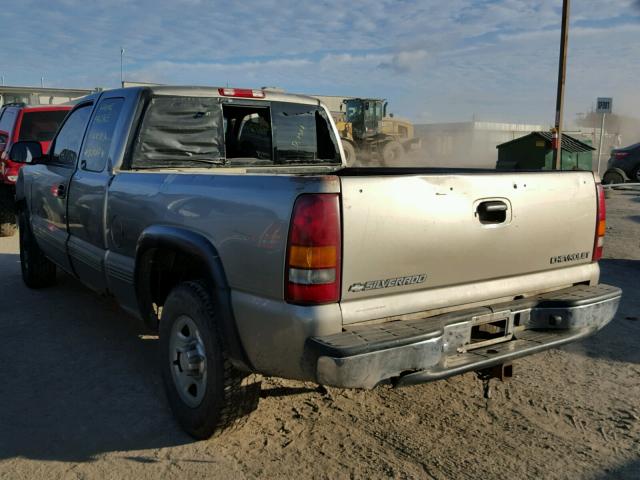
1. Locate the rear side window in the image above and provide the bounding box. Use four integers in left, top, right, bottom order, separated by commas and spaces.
132, 96, 224, 168
18, 110, 69, 142
80, 98, 124, 172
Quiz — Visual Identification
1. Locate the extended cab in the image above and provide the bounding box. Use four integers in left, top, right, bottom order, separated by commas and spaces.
0, 103, 71, 236
13, 86, 621, 439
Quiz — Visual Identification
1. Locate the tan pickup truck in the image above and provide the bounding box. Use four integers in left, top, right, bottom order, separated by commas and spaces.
12, 85, 621, 439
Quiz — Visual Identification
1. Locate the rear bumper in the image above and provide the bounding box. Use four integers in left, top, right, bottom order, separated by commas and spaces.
306, 284, 621, 389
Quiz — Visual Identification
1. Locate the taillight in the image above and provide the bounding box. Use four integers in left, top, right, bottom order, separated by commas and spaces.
593, 183, 606, 262
613, 152, 629, 160
217, 87, 265, 98
286, 194, 341, 305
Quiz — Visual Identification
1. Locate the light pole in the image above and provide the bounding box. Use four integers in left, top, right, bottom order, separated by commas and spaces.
120, 47, 125, 87
553, 0, 571, 170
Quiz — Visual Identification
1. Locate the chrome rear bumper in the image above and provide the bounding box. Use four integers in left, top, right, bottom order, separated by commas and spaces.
307, 284, 621, 389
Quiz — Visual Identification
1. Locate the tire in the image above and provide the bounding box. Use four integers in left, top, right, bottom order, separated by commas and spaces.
18, 212, 56, 288
341, 140, 357, 166
160, 280, 260, 439
602, 168, 626, 185
381, 140, 404, 166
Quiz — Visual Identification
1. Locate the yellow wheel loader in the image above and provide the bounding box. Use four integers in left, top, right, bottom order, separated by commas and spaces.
333, 98, 421, 166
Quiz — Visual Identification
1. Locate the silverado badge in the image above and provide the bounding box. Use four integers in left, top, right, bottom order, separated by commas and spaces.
348, 274, 427, 293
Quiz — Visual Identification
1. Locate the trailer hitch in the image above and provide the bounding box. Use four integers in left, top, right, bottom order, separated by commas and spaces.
476, 363, 513, 399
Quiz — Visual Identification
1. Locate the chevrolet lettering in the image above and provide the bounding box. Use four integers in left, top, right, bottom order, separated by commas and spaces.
549, 251, 590, 264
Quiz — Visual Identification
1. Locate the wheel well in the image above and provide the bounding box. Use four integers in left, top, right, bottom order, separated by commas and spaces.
133, 226, 251, 369
137, 247, 211, 328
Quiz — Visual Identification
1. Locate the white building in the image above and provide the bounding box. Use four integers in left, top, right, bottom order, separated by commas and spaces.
0, 85, 93, 107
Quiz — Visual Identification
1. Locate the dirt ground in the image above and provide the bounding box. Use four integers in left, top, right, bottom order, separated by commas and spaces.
0, 189, 638, 480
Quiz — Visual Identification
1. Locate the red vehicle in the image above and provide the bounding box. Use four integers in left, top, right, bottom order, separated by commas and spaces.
0, 103, 71, 236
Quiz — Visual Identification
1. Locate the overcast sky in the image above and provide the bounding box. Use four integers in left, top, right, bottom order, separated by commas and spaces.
2, 0, 639, 124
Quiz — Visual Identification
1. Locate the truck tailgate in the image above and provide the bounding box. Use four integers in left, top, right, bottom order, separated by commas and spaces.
340, 171, 597, 314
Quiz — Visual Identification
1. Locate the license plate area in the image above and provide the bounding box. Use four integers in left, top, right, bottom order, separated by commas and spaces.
464, 310, 514, 352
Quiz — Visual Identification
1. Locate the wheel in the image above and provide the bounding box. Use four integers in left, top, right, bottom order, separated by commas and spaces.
160, 280, 261, 439
602, 168, 626, 185
341, 141, 357, 166
18, 212, 56, 288
381, 141, 404, 166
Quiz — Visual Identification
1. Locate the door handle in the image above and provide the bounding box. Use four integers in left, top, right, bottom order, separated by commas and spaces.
476, 200, 508, 224
481, 201, 507, 212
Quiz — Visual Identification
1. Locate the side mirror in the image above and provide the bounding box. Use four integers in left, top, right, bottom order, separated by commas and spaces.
9, 141, 44, 164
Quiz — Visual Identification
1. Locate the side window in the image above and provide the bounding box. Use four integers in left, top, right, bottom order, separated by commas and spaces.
80, 98, 124, 172
0, 108, 17, 136
51, 105, 92, 167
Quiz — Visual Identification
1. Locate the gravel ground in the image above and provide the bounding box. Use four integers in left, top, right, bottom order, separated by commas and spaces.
0, 189, 638, 479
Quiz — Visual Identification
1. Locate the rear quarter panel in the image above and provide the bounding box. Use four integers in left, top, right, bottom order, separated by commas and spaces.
106, 171, 340, 299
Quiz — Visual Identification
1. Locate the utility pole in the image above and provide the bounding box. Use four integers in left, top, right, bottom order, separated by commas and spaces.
596, 112, 606, 175
553, 0, 571, 170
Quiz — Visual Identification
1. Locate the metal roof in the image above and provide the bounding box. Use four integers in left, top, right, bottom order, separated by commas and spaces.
0, 85, 93, 95
497, 131, 595, 152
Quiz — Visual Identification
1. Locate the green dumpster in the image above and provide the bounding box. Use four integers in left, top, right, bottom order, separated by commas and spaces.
496, 132, 595, 170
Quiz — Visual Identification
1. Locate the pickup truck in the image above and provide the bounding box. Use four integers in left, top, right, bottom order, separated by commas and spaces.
12, 86, 621, 439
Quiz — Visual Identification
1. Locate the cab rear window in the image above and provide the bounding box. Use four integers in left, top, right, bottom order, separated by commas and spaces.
18, 110, 69, 142
130, 96, 340, 169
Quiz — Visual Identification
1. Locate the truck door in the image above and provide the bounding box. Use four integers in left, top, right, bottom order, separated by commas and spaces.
67, 93, 128, 293
29, 103, 93, 273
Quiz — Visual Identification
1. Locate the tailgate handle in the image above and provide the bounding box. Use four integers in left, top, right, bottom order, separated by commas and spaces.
476, 200, 507, 224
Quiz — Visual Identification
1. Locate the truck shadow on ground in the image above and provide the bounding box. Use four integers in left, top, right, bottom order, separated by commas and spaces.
0, 253, 195, 462
0, 253, 637, 463
566, 258, 640, 365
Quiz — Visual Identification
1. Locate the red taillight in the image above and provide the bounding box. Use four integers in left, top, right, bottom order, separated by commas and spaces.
593, 183, 606, 262
613, 152, 629, 159
286, 194, 341, 305
217, 87, 265, 98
